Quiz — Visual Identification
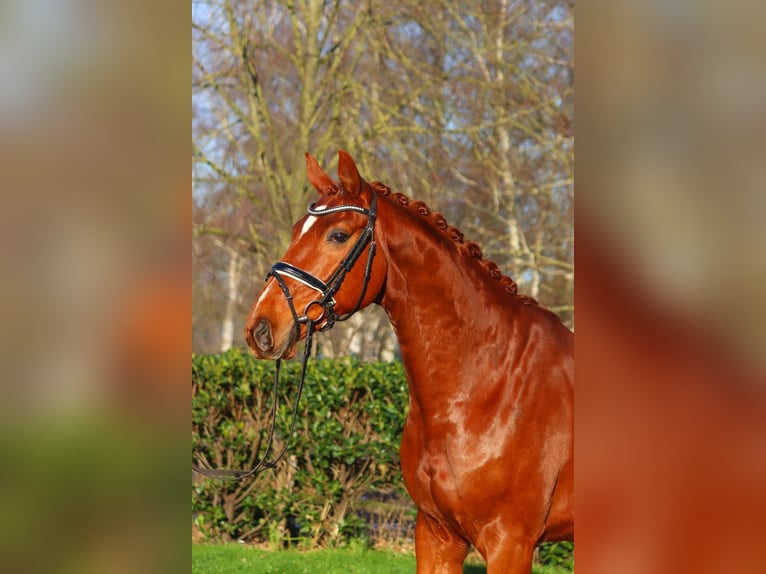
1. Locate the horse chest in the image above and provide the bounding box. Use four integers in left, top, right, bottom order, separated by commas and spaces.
400, 415, 500, 530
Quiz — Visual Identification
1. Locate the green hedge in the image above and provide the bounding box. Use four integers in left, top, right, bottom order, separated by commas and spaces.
192, 350, 411, 547
192, 350, 574, 566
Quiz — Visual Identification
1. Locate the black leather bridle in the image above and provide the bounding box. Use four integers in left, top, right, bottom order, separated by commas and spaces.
267, 191, 378, 332
192, 191, 378, 481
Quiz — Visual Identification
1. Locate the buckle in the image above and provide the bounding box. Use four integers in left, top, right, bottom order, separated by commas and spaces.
303, 300, 327, 323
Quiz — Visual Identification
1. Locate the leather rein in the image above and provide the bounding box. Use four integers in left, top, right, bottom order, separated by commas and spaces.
193, 192, 378, 481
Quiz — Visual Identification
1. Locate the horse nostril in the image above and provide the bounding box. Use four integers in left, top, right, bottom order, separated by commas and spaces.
254, 319, 273, 352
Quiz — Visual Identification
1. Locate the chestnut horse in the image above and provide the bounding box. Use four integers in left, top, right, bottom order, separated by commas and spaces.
245, 151, 573, 573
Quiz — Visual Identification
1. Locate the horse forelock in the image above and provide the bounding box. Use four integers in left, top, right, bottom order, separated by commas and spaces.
324, 183, 341, 196
368, 180, 539, 306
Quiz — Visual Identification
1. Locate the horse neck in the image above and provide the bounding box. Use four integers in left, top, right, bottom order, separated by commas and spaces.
375, 197, 517, 410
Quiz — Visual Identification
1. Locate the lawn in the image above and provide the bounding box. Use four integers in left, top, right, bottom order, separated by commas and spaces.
192, 544, 573, 573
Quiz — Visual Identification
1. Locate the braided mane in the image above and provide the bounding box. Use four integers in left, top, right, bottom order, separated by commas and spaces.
368, 181, 540, 307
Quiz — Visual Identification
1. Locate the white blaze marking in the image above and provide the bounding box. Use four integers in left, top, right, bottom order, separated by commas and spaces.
255, 279, 276, 307
299, 215, 318, 238
298, 204, 329, 238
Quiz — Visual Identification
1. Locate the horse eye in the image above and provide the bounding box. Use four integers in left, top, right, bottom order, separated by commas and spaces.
328, 230, 350, 244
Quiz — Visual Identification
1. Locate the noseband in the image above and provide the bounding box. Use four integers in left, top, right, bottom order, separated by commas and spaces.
192, 191, 378, 481
267, 191, 378, 332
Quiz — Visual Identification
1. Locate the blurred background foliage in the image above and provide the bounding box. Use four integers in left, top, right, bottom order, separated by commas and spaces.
1, 0, 763, 571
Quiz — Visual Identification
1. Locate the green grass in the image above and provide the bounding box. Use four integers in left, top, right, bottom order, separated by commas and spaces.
192, 544, 414, 574
192, 544, 572, 573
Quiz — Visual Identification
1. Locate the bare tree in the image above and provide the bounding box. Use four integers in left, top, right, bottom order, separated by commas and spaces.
192, 0, 574, 355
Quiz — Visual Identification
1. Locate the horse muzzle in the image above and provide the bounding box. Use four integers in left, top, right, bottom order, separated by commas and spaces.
244, 317, 298, 360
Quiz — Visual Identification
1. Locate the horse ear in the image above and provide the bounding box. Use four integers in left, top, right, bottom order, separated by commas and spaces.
305, 153, 334, 194
337, 150, 363, 197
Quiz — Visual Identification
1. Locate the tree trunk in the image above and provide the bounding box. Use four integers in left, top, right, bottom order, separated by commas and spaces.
220, 247, 241, 351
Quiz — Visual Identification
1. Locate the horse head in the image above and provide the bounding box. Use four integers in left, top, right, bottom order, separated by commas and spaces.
244, 151, 387, 359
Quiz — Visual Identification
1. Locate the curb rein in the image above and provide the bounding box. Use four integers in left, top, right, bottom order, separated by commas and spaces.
193, 192, 378, 481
